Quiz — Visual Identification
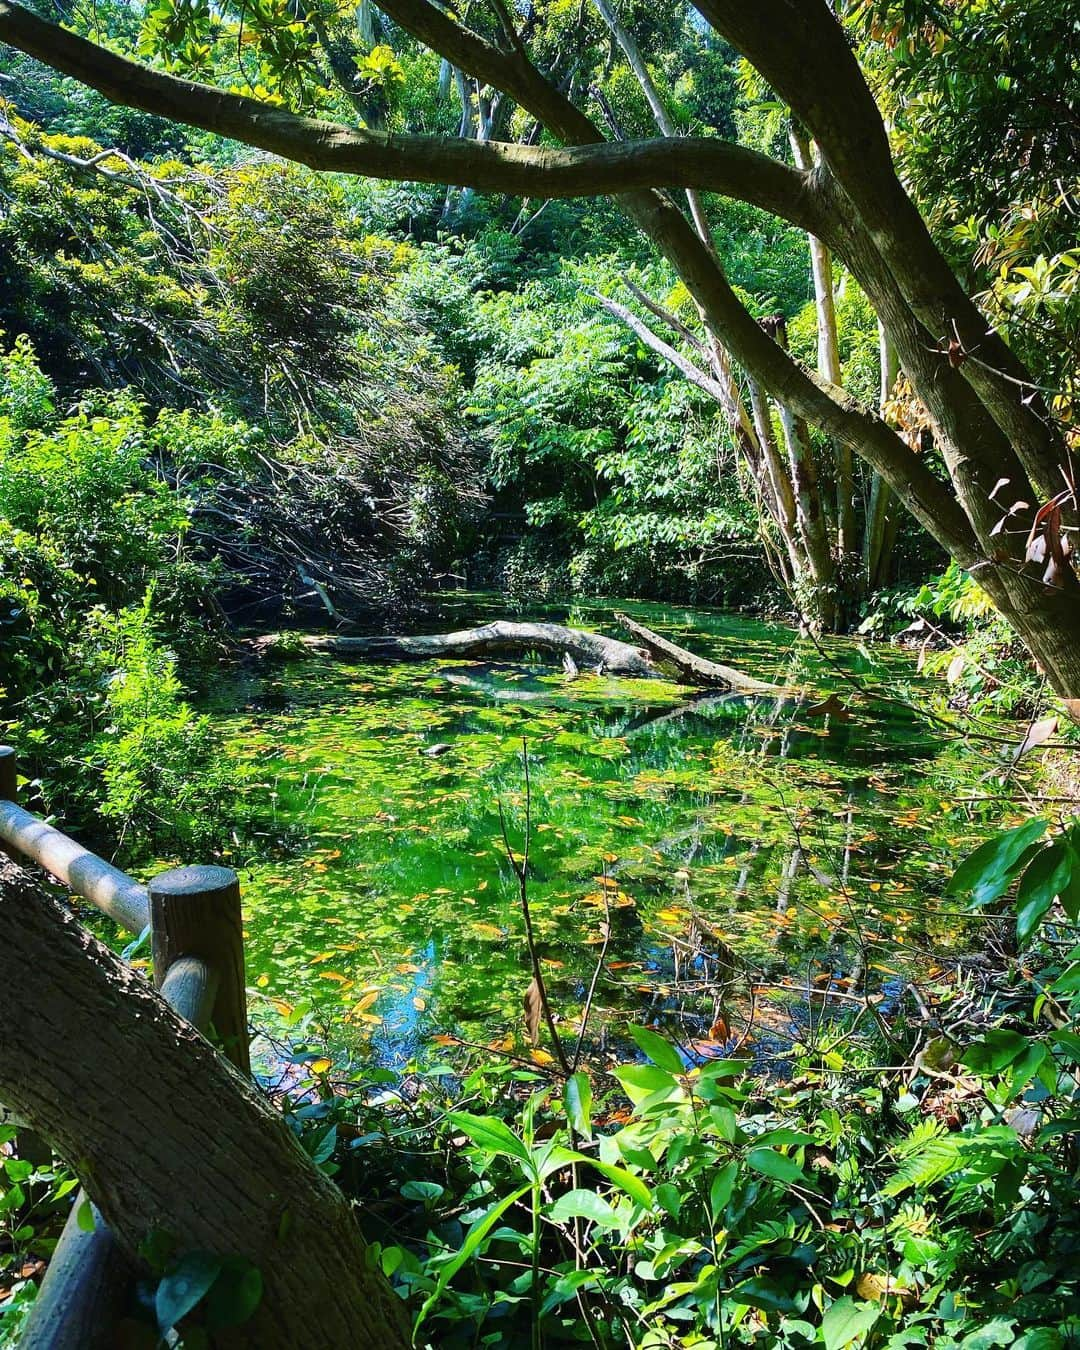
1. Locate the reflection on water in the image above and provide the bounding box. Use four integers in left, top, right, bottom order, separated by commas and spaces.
219, 596, 1010, 1070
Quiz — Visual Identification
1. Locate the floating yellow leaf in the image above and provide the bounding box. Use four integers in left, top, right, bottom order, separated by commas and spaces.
310, 1057, 332, 1075
351, 989, 379, 1015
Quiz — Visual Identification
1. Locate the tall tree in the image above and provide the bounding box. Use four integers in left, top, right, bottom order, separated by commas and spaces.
2, 0, 1078, 690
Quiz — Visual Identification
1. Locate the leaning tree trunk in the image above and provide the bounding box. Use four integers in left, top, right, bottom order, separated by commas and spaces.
0, 860, 410, 1350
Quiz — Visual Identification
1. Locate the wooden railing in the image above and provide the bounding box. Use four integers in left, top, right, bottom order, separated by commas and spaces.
0, 745, 250, 1349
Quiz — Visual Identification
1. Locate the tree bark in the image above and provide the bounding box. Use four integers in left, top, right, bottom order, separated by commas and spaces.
615, 614, 783, 692
0, 859, 410, 1350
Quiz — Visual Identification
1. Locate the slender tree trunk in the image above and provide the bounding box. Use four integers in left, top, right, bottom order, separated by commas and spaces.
865, 321, 900, 591
762, 315, 836, 628
789, 125, 855, 563
0, 861, 410, 1350
747, 375, 802, 584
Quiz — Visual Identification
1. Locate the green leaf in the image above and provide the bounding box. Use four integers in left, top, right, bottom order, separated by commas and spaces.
612, 1063, 678, 1106
547, 1189, 618, 1228
753, 1128, 818, 1148
1061, 840, 1080, 920
1052, 1028, 1080, 1063
306, 1124, 337, 1166
449, 1111, 531, 1164
1008, 1043, 1048, 1097
564, 1072, 593, 1141
962, 1029, 1030, 1075
626, 1024, 684, 1074
75, 1198, 95, 1234
948, 819, 1047, 902
729, 1274, 800, 1313
709, 1161, 738, 1218
1015, 841, 1072, 945
413, 1184, 531, 1335
204, 1258, 263, 1331
745, 1147, 811, 1187
156, 1251, 223, 1334
400, 1180, 444, 1204
820, 1295, 881, 1350
564, 1152, 652, 1208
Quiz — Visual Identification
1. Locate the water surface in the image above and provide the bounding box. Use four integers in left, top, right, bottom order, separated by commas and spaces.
219, 598, 1008, 1070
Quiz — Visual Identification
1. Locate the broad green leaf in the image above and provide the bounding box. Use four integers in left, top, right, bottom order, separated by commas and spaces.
613, 1063, 678, 1106
709, 1161, 738, 1218
959, 1319, 1021, 1349
947, 819, 1047, 902
627, 1024, 684, 1074
204, 1258, 263, 1331
1008, 1043, 1048, 1097
820, 1295, 881, 1350
1015, 841, 1071, 945
1061, 839, 1080, 920
400, 1180, 445, 1204
962, 1029, 1029, 1075
539, 1268, 600, 1316
547, 1188, 618, 1228
1052, 1028, 1080, 1063
753, 1128, 818, 1148
449, 1111, 531, 1164
729, 1274, 800, 1313
414, 1184, 531, 1335
156, 1251, 223, 1334
745, 1147, 811, 1187
564, 1071, 593, 1140
562, 1152, 652, 1208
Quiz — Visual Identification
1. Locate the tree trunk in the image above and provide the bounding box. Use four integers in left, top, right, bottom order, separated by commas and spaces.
865, 321, 900, 591
0, 859, 410, 1350
789, 125, 855, 561
762, 316, 837, 629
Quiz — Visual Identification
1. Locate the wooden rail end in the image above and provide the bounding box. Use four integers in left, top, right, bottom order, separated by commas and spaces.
149, 865, 250, 1076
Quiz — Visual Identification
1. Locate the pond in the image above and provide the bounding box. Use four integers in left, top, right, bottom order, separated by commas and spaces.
218, 597, 1012, 1074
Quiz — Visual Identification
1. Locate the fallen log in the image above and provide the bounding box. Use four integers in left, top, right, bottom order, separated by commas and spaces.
615, 614, 783, 693
255, 618, 782, 692
255, 621, 657, 677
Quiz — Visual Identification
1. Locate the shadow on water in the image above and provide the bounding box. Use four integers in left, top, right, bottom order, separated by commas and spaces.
219, 594, 1009, 1073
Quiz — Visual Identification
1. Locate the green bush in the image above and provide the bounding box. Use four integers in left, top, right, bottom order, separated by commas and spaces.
0, 337, 244, 862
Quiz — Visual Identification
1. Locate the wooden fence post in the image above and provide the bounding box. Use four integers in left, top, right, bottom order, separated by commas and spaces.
149, 865, 250, 1076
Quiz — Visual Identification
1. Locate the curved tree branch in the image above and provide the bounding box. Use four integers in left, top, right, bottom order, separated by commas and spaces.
0, 1, 819, 221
